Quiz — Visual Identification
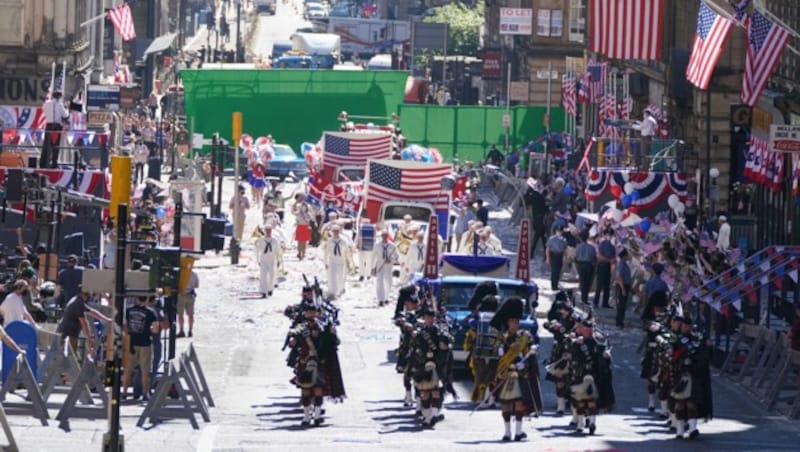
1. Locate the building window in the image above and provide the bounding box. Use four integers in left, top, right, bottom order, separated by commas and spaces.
569, 0, 586, 43
537, 9, 563, 37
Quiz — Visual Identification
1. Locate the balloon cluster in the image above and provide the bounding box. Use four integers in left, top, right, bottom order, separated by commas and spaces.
613, 182, 641, 208
667, 194, 685, 216
399, 144, 443, 163
301, 142, 321, 168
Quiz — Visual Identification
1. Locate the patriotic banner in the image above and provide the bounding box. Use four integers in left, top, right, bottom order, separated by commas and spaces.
0, 168, 105, 195
515, 218, 530, 282
590, 0, 664, 61
686, 1, 734, 89
321, 132, 392, 171
578, 71, 590, 104
423, 214, 440, 279
108, 3, 136, 41
307, 173, 363, 213
730, 0, 751, 22
585, 170, 688, 210
364, 160, 452, 238
588, 62, 606, 103
741, 11, 792, 107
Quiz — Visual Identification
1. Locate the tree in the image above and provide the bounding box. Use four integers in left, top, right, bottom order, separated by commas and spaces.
422, 1, 484, 56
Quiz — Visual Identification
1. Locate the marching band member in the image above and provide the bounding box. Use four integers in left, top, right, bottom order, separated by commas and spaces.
372, 229, 399, 307
356, 216, 376, 282
401, 230, 426, 284
256, 224, 281, 298
324, 225, 350, 299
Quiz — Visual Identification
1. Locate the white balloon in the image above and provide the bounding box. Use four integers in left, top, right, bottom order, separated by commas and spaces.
667, 194, 679, 208
624, 182, 634, 194
675, 202, 685, 215
612, 210, 622, 222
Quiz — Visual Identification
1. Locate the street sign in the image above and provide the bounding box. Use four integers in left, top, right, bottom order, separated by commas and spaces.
413, 22, 448, 51
87, 111, 114, 125
87, 84, 120, 111
503, 113, 511, 128
500, 8, 533, 35
770, 124, 800, 152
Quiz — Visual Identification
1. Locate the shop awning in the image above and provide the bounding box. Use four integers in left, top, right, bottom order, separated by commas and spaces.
143, 33, 177, 57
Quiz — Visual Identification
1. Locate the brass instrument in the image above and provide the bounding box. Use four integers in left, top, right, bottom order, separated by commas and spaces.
494, 333, 531, 382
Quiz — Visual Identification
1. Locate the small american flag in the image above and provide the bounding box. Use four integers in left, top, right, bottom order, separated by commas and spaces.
562, 72, 576, 117
730, 0, 751, 22
322, 132, 392, 169
578, 71, 590, 104
108, 3, 136, 41
590, 0, 664, 61
365, 160, 452, 211
588, 62, 606, 103
598, 94, 617, 138
741, 11, 791, 107
686, 1, 734, 90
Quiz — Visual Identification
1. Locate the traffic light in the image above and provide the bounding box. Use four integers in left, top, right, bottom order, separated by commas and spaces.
148, 247, 181, 289
201, 217, 226, 251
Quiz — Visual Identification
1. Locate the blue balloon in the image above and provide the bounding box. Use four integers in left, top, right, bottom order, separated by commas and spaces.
564, 184, 574, 196
630, 190, 640, 201
622, 194, 632, 208
401, 148, 413, 160
640, 218, 652, 233
156, 206, 166, 219
300, 142, 314, 155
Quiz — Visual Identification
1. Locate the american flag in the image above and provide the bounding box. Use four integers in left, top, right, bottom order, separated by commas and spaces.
590, 0, 664, 61
792, 154, 799, 198
588, 62, 606, 103
322, 132, 392, 169
741, 11, 791, 107
730, 0, 751, 22
598, 94, 617, 138
113, 50, 130, 84
562, 72, 576, 117
578, 71, 590, 104
108, 3, 136, 41
365, 160, 452, 212
686, 1, 734, 90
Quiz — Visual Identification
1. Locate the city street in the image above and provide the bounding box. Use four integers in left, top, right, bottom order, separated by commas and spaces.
4, 177, 800, 451
250, 1, 308, 61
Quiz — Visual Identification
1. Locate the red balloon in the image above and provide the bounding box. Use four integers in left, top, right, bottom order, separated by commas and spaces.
610, 184, 622, 199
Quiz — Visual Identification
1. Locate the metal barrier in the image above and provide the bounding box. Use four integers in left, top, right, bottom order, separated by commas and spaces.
0, 126, 110, 170
578, 137, 686, 173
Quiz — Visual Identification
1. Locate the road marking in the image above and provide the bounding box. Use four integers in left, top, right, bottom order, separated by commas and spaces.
197, 425, 219, 452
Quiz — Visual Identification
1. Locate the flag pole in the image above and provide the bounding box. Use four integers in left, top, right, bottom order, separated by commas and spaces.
50, 62, 56, 95
754, 0, 800, 38
80, 12, 108, 28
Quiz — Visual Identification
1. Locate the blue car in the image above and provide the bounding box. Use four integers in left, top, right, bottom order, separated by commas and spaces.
417, 275, 539, 364
240, 144, 309, 182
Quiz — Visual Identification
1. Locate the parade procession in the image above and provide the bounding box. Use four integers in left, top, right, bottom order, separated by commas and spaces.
1, 0, 800, 450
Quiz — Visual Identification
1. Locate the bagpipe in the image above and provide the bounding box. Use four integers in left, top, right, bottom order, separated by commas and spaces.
303, 274, 340, 326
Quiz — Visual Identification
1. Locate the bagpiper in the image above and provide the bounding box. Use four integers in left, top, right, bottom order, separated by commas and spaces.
463, 280, 500, 406
543, 291, 578, 416
567, 317, 615, 435
393, 287, 421, 408
285, 284, 346, 427
640, 291, 671, 415
669, 313, 713, 439
490, 297, 543, 442
409, 305, 449, 429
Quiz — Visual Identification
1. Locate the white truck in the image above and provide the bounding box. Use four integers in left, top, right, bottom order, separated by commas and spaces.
291, 32, 342, 69
326, 17, 411, 59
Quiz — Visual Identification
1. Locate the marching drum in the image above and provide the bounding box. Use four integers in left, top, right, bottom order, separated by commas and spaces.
474, 312, 499, 359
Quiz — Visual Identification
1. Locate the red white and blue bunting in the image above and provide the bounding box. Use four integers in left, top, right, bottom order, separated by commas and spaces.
585, 169, 687, 210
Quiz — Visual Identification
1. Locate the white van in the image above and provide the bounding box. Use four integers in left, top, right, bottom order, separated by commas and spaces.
366, 54, 392, 70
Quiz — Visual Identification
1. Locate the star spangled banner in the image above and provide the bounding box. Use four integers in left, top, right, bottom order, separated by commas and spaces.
590, 0, 664, 61
321, 132, 392, 169
686, 1, 734, 89
741, 11, 791, 107
365, 160, 452, 210
108, 3, 136, 41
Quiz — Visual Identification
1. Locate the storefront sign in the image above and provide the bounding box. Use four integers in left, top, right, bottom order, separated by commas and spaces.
0, 76, 51, 105
119, 86, 140, 109
770, 124, 800, 153
500, 8, 533, 35
87, 85, 120, 112
482, 48, 502, 80
87, 111, 114, 125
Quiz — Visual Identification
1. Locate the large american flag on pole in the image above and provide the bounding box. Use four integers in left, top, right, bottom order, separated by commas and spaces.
588, 62, 607, 103
365, 160, 451, 211
590, 0, 664, 61
740, 11, 791, 107
108, 3, 136, 41
321, 132, 392, 169
686, 1, 734, 89
562, 72, 576, 117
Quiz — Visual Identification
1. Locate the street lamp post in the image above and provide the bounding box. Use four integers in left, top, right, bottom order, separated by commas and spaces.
236, 0, 242, 63
709, 167, 720, 220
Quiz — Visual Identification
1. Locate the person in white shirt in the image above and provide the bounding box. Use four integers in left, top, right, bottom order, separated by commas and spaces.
41, 90, 70, 168
256, 224, 282, 298
476, 231, 497, 256
133, 139, 149, 184
402, 230, 426, 284
483, 226, 503, 254
0, 280, 38, 328
324, 225, 350, 299
356, 217, 376, 282
716, 215, 731, 252
638, 109, 658, 168
372, 229, 399, 307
